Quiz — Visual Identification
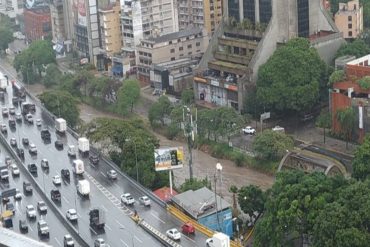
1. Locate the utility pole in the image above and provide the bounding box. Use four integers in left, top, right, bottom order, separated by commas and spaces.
183, 106, 194, 180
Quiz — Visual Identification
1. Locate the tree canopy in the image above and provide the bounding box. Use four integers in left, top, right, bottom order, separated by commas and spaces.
148, 96, 173, 127
43, 63, 62, 87
181, 89, 195, 105
0, 15, 14, 51
335, 39, 370, 59
328, 70, 345, 86
336, 107, 355, 148
252, 130, 294, 160
256, 38, 326, 114
352, 135, 370, 181
117, 79, 140, 114
237, 185, 266, 223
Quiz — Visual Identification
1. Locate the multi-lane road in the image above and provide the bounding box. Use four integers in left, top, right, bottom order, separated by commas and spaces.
0, 62, 208, 246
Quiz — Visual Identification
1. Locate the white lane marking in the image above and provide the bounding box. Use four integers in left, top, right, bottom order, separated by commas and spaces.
100, 171, 107, 178
105, 224, 112, 231
134, 235, 143, 243
150, 211, 166, 224
29, 225, 34, 232
120, 239, 128, 247
62, 196, 70, 204
54, 237, 62, 246
101, 205, 108, 212
77, 213, 82, 218
115, 220, 125, 229
89, 227, 98, 235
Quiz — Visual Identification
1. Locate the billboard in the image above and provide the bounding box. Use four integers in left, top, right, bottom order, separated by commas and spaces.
77, 0, 87, 26
154, 147, 184, 171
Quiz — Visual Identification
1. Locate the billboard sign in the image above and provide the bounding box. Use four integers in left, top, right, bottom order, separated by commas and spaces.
154, 147, 184, 171
77, 0, 87, 26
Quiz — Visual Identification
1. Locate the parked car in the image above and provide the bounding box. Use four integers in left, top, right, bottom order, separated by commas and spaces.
166, 228, 181, 240
242, 126, 256, 135
27, 163, 37, 174
55, 140, 63, 149
66, 209, 78, 222
107, 169, 117, 180
64, 234, 74, 247
23, 181, 33, 195
52, 175, 62, 185
41, 158, 49, 169
181, 222, 195, 235
22, 137, 29, 146
19, 219, 28, 233
10, 164, 20, 176
10, 137, 17, 147
139, 196, 151, 206
26, 205, 36, 219
37, 201, 47, 214
29, 143, 37, 155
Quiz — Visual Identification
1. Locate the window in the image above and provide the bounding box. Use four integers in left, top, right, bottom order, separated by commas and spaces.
348, 23, 352, 29
171, 57, 175, 61
196, 42, 200, 47
187, 44, 192, 49
169, 41, 172, 44
348, 16, 352, 21
170, 49, 175, 53
188, 52, 192, 55
179, 47, 183, 51
348, 31, 352, 37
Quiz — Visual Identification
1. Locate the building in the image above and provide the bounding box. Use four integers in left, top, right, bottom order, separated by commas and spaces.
24, 7, 51, 41
171, 187, 233, 236
335, 0, 363, 39
0, 0, 24, 21
137, 28, 209, 84
330, 54, 370, 143
194, 0, 345, 111
178, 0, 223, 35
98, 2, 122, 57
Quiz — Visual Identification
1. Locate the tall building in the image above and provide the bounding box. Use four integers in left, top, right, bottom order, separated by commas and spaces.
226, 0, 272, 24
49, 0, 73, 52
178, 0, 223, 35
335, 0, 363, 39
24, 7, 51, 41
0, 0, 24, 20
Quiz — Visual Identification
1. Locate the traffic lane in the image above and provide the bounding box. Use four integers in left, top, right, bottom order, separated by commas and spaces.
0, 150, 74, 246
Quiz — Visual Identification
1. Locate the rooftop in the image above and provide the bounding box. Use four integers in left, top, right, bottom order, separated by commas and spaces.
146, 28, 203, 44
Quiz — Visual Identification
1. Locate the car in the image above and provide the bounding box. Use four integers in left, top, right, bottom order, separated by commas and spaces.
22, 137, 29, 146
107, 169, 117, 180
61, 169, 70, 181
29, 143, 37, 154
16, 147, 24, 159
206, 238, 214, 247
6, 202, 15, 214
26, 205, 36, 218
41, 158, 49, 169
10, 137, 17, 147
139, 196, 151, 206
2, 197, 10, 204
166, 228, 181, 240
36, 119, 42, 126
14, 189, 22, 200
5, 156, 12, 165
89, 154, 99, 165
37, 220, 49, 238
66, 209, 78, 221
51, 189, 61, 202
37, 201, 47, 214
15, 112, 22, 122
272, 125, 285, 133
10, 163, 20, 176
19, 219, 28, 233
52, 175, 62, 185
0, 123, 7, 133
64, 234, 74, 247
23, 181, 33, 195
2, 107, 9, 117
121, 193, 135, 205
55, 140, 63, 149
41, 129, 51, 140
28, 163, 37, 174
8, 119, 16, 128
181, 222, 195, 235
94, 238, 106, 247
242, 126, 256, 135
67, 145, 77, 157
25, 113, 33, 124
9, 107, 15, 115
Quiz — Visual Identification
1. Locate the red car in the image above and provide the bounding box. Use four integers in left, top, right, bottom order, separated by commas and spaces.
181, 222, 195, 235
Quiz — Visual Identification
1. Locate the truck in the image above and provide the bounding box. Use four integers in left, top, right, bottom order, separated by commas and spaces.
78, 137, 90, 156
72, 159, 84, 175
12, 80, 26, 99
0, 165, 9, 180
206, 232, 230, 247
77, 179, 90, 197
0, 72, 8, 92
55, 118, 67, 134
89, 208, 105, 230
21, 102, 36, 115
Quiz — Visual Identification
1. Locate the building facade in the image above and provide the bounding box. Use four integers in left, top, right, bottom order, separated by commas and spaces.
178, 0, 223, 35
335, 0, 363, 39
0, 0, 24, 20
226, 0, 272, 24
136, 28, 209, 84
24, 7, 51, 41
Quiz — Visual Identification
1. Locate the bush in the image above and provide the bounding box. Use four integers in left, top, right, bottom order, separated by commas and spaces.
231, 151, 247, 167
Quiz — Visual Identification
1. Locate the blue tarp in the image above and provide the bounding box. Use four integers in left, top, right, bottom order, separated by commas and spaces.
112, 65, 123, 74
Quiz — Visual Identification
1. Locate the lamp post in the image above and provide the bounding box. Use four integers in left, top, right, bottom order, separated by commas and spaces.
216, 162, 223, 232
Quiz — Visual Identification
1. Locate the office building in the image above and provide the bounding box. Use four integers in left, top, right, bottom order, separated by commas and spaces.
335, 0, 363, 39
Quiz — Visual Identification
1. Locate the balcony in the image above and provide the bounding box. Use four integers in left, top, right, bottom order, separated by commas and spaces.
214, 51, 252, 66
193, 70, 239, 92
218, 36, 258, 50
208, 60, 250, 76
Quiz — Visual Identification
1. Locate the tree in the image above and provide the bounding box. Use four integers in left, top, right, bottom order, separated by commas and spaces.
238, 185, 266, 223
328, 70, 345, 86
148, 96, 173, 127
252, 130, 294, 160
336, 107, 355, 149
179, 178, 211, 192
117, 79, 140, 114
0, 27, 14, 51
256, 38, 326, 114
43, 63, 62, 87
39, 90, 80, 127
181, 89, 195, 105
335, 39, 370, 58
316, 110, 332, 143
352, 135, 370, 181
358, 76, 370, 89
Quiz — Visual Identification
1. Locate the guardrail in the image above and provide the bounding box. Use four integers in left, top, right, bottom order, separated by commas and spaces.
0, 133, 89, 247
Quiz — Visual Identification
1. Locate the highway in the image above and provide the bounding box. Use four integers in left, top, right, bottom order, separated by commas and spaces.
0, 62, 208, 246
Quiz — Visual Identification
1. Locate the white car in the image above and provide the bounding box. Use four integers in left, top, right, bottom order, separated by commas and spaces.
242, 126, 256, 135
107, 169, 117, 180
64, 234, 74, 247
26, 205, 37, 218
41, 158, 49, 169
29, 143, 37, 154
37, 201, 48, 213
10, 164, 20, 176
52, 175, 62, 185
166, 228, 181, 240
26, 113, 33, 124
36, 119, 42, 126
272, 125, 285, 133
139, 196, 151, 206
66, 208, 78, 221
14, 189, 22, 200
121, 193, 135, 205
94, 238, 106, 247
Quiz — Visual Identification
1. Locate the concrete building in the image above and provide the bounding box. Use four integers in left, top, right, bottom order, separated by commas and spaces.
0, 0, 23, 20
137, 28, 209, 84
335, 0, 363, 39
178, 0, 223, 35
24, 7, 51, 41
194, 0, 345, 111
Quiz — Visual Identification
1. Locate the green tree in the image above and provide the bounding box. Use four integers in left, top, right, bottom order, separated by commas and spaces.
148, 96, 173, 127
252, 130, 294, 160
179, 178, 211, 192
117, 79, 140, 114
43, 63, 62, 87
316, 110, 332, 143
352, 135, 370, 181
181, 89, 195, 105
328, 70, 345, 86
238, 185, 266, 223
358, 76, 370, 89
0, 27, 14, 51
336, 39, 370, 58
336, 107, 355, 149
39, 90, 79, 127
256, 38, 326, 114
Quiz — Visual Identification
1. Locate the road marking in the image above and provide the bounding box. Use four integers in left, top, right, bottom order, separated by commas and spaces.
134, 235, 143, 243
29, 225, 34, 232
105, 224, 112, 231
89, 227, 98, 235
77, 213, 82, 218
120, 239, 128, 247
62, 196, 70, 204
54, 237, 62, 246
100, 171, 106, 178
115, 220, 125, 229
150, 211, 166, 224
101, 205, 108, 212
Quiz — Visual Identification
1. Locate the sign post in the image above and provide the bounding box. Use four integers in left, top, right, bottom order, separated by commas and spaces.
260, 112, 271, 131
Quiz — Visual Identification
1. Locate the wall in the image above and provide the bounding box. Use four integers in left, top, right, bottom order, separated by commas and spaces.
312, 32, 346, 64
198, 208, 233, 237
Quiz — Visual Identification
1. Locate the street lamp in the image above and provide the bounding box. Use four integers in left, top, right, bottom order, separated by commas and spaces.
125, 138, 138, 183
216, 162, 223, 232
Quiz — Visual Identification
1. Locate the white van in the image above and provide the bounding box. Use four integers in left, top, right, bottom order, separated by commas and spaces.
72, 159, 84, 175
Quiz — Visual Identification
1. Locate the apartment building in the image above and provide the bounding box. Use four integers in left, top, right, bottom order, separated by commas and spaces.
98, 2, 122, 57
178, 0, 223, 35
137, 28, 209, 84
24, 7, 51, 41
0, 0, 23, 20
335, 0, 363, 39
